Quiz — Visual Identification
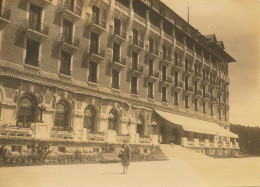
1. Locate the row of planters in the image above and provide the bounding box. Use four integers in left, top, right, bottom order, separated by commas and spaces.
0, 143, 166, 166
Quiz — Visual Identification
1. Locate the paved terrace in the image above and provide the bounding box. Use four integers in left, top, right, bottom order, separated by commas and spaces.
0, 157, 260, 187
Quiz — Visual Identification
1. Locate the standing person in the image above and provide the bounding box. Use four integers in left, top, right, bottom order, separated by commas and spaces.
120, 140, 130, 175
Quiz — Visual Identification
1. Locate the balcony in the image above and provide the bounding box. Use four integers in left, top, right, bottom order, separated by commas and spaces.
186, 47, 193, 55
203, 76, 209, 84
22, 19, 49, 42
210, 96, 217, 104
112, 28, 127, 44
50, 129, 74, 139
184, 67, 194, 76
164, 32, 173, 42
150, 23, 160, 34
161, 77, 172, 87
173, 62, 183, 71
161, 55, 172, 66
87, 132, 106, 142
59, 0, 82, 22
194, 90, 202, 98
147, 71, 159, 82
196, 54, 203, 61
173, 81, 183, 90
185, 85, 193, 93
148, 48, 159, 59
130, 64, 143, 76
176, 40, 184, 49
134, 13, 146, 25
111, 56, 126, 69
88, 16, 107, 34
194, 72, 202, 80
0, 125, 33, 138
86, 45, 105, 62
0, 7, 11, 28
58, 34, 80, 53
203, 93, 210, 100
114, 1, 130, 14
219, 101, 225, 108
130, 37, 144, 51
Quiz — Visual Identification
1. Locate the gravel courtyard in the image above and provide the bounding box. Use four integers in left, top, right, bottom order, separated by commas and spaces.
0, 157, 260, 187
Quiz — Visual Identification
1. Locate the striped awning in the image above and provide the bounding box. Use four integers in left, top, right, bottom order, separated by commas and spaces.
155, 110, 238, 138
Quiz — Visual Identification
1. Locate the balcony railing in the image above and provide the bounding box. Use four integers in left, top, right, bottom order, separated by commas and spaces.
0, 7, 11, 20
186, 85, 193, 92
131, 64, 143, 73
134, 13, 146, 24
90, 16, 106, 29
186, 47, 193, 54
115, 1, 130, 13
211, 96, 217, 102
203, 93, 210, 99
150, 23, 160, 33
164, 32, 173, 41
185, 67, 194, 74
196, 54, 203, 61
195, 90, 202, 96
147, 71, 159, 79
162, 76, 172, 84
113, 28, 127, 40
175, 81, 183, 88
111, 56, 127, 68
203, 76, 209, 82
60, 0, 82, 16
23, 19, 50, 36
149, 48, 159, 56
131, 37, 144, 49
162, 55, 172, 63
174, 61, 183, 69
58, 33, 80, 48
87, 45, 105, 58
195, 72, 202, 79
176, 40, 183, 48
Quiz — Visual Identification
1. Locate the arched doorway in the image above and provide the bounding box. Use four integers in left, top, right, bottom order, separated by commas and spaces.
54, 100, 69, 131
108, 109, 117, 131
84, 106, 95, 132
137, 115, 144, 136
18, 94, 37, 128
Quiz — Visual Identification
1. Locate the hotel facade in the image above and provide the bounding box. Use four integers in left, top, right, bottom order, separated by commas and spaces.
0, 0, 238, 155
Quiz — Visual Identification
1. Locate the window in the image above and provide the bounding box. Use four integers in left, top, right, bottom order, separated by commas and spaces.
0, 90, 2, 120
162, 46, 167, 59
194, 99, 198, 111
194, 64, 198, 75
185, 59, 189, 71
60, 51, 71, 75
133, 29, 138, 44
148, 60, 153, 76
112, 69, 119, 89
29, 4, 41, 31
162, 65, 167, 81
113, 42, 120, 62
162, 87, 167, 103
194, 81, 198, 93
92, 6, 100, 24
54, 101, 69, 131
90, 32, 99, 54
137, 115, 144, 136
185, 76, 189, 90
131, 76, 138, 95
211, 104, 214, 116
219, 109, 221, 119
63, 19, 73, 44
203, 85, 206, 97
174, 92, 178, 106
25, 39, 39, 67
185, 95, 189, 109
108, 110, 117, 131
149, 38, 154, 52
224, 111, 227, 121
203, 69, 206, 80
18, 95, 36, 128
148, 82, 153, 99
84, 106, 95, 132
174, 53, 178, 65
203, 102, 206, 114
174, 71, 179, 86
114, 18, 121, 35
89, 61, 98, 83
132, 52, 138, 70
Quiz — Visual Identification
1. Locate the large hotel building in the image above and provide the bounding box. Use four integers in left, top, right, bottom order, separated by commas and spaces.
0, 0, 238, 155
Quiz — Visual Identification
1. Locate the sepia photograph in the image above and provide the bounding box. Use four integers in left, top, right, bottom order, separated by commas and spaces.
0, 0, 259, 186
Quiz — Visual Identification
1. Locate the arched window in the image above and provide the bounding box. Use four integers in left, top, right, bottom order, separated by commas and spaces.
84, 106, 95, 132
54, 100, 69, 131
18, 95, 36, 127
137, 115, 144, 136
108, 110, 117, 131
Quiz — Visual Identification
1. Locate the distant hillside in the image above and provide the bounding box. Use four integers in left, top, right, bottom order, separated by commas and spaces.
230, 124, 260, 155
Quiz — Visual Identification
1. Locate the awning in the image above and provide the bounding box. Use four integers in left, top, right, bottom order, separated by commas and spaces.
155, 110, 238, 138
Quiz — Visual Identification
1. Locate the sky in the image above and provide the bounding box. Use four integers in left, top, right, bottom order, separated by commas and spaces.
161, 0, 260, 127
